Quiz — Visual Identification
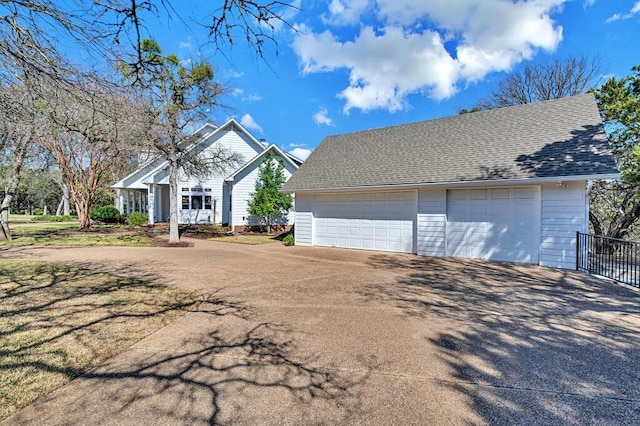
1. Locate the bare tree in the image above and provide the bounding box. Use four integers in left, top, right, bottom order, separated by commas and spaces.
474, 55, 602, 110
0, 83, 37, 240
0, 1, 298, 85
208, 0, 297, 57
122, 39, 241, 243
35, 74, 144, 230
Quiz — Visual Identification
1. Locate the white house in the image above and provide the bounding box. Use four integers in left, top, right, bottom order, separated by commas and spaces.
282, 94, 620, 269
113, 118, 302, 231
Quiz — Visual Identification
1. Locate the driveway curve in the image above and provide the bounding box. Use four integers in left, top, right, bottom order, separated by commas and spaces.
2, 239, 640, 425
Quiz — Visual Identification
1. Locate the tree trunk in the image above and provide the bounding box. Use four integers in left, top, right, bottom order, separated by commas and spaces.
1, 198, 11, 241
56, 180, 70, 216
56, 197, 63, 216
605, 191, 640, 240
589, 210, 603, 236
76, 199, 91, 230
168, 157, 180, 243
0, 139, 30, 241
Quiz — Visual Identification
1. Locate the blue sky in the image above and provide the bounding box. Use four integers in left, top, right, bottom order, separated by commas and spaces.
144, 0, 639, 160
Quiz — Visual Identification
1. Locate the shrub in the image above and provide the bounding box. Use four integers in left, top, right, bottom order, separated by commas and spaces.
127, 211, 148, 227
282, 234, 294, 246
32, 215, 74, 222
32, 208, 44, 216
91, 205, 121, 223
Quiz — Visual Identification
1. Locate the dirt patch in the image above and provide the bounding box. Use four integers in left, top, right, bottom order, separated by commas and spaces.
151, 238, 194, 248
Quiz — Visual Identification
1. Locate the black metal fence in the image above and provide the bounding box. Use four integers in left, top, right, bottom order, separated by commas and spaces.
576, 232, 640, 287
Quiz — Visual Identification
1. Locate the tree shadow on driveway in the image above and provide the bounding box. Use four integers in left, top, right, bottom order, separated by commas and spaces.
4, 264, 367, 425
365, 255, 640, 425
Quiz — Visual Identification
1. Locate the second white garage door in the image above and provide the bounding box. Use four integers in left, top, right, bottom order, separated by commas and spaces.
446, 187, 540, 263
314, 191, 416, 253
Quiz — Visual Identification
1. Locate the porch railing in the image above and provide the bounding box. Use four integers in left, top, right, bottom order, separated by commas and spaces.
576, 232, 640, 288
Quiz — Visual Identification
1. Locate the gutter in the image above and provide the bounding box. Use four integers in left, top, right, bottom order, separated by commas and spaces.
282, 173, 621, 193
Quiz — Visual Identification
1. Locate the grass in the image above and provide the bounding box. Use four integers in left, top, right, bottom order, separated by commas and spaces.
7, 214, 35, 223
0, 222, 152, 247
0, 259, 199, 420
211, 234, 280, 245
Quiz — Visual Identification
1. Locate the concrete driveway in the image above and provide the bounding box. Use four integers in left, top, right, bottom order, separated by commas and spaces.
2, 239, 640, 425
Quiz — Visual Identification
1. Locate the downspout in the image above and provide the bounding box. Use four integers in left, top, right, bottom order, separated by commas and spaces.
585, 180, 594, 234
228, 182, 233, 231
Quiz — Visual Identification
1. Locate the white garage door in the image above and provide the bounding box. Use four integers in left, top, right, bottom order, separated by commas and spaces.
446, 187, 540, 263
314, 191, 416, 253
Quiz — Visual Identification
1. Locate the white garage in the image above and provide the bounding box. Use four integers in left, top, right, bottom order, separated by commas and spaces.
284, 94, 620, 270
313, 191, 416, 253
446, 187, 540, 263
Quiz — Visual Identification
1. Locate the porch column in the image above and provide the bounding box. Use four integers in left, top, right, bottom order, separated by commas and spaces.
148, 185, 155, 225
125, 191, 131, 215
118, 189, 124, 214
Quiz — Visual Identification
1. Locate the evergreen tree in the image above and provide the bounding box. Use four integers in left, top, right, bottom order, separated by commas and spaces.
247, 152, 292, 233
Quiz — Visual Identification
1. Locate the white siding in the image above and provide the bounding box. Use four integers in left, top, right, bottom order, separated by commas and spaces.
540, 181, 587, 269
231, 156, 295, 228
417, 187, 446, 257
177, 175, 224, 224
175, 129, 263, 225
214, 130, 263, 164
295, 193, 313, 246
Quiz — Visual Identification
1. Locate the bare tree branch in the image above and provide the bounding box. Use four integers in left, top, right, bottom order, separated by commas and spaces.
473, 55, 603, 110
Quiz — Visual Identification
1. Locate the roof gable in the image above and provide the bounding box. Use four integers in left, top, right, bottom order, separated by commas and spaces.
114, 118, 269, 189
283, 94, 619, 192
225, 144, 300, 182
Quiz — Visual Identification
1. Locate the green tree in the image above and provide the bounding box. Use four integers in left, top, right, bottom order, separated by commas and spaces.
122, 39, 240, 243
589, 66, 640, 239
247, 152, 293, 233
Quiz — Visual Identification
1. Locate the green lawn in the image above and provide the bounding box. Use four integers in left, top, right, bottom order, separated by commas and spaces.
0, 222, 152, 247
0, 259, 199, 420
7, 214, 35, 223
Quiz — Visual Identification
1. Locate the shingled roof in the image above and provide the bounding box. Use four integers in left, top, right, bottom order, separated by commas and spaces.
282, 93, 619, 192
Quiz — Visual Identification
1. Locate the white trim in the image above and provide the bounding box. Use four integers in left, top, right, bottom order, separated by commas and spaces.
284, 174, 620, 193
224, 144, 299, 182
124, 118, 268, 189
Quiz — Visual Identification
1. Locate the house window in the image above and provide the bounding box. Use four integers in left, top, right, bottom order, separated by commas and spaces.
181, 188, 213, 210
191, 195, 203, 210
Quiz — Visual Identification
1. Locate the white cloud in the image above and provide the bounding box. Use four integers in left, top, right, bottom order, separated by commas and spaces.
313, 107, 334, 126
606, 1, 640, 23
583, 0, 596, 7
267, 0, 302, 32
240, 113, 263, 134
292, 0, 565, 112
322, 0, 371, 26
243, 94, 263, 102
230, 87, 261, 102
289, 147, 312, 160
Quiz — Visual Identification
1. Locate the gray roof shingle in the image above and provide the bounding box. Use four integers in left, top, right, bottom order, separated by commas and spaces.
283, 93, 619, 192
